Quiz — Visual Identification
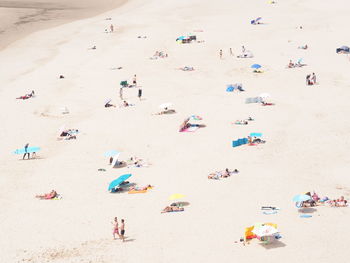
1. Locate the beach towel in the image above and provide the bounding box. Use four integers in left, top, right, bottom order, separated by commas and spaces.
181, 126, 199, 132
250, 133, 262, 137
263, 210, 278, 215
232, 138, 248, 147
300, 214, 312, 218
128, 189, 147, 194
245, 97, 262, 104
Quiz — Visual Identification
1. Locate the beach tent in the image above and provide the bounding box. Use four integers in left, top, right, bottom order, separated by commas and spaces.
336, 46, 350, 54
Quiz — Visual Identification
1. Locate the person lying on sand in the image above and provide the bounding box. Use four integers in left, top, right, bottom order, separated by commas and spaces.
179, 66, 194, 71
298, 44, 308, 50
155, 107, 176, 115
16, 90, 35, 100
161, 206, 184, 213
105, 101, 116, 107
234, 120, 248, 125
36, 190, 57, 200
59, 129, 78, 140
208, 169, 239, 179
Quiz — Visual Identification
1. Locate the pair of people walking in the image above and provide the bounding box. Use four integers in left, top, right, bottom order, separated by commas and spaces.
112, 217, 126, 242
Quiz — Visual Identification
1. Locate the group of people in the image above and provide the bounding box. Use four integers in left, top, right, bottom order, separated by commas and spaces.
112, 217, 126, 242
119, 74, 142, 101
219, 48, 234, 59
306, 73, 317, 85
208, 168, 239, 179
287, 59, 305, 68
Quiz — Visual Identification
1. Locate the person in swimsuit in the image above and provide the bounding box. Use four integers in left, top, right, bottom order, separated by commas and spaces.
219, 49, 223, 59
112, 217, 119, 240
23, 143, 30, 159
36, 190, 57, 199
138, 88, 142, 101
132, 74, 137, 86
120, 219, 125, 242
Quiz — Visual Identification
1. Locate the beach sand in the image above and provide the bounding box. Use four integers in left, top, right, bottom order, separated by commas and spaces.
0, 0, 126, 50
1, 0, 350, 262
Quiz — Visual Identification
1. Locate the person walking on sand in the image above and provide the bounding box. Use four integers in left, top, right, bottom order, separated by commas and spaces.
112, 217, 119, 240
138, 87, 142, 101
23, 143, 30, 160
120, 219, 125, 242
219, 49, 223, 59
110, 24, 114, 33
230, 48, 233, 56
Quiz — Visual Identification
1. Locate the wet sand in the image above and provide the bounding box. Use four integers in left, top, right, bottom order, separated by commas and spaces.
0, 0, 126, 50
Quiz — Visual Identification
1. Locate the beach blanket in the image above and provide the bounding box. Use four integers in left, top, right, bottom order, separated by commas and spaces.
245, 97, 262, 104
232, 138, 248, 147
250, 133, 262, 137
14, 147, 40, 154
128, 189, 147, 194
182, 126, 199, 132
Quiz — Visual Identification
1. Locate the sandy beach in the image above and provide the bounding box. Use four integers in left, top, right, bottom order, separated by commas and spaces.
0, 0, 126, 50
1, 0, 350, 262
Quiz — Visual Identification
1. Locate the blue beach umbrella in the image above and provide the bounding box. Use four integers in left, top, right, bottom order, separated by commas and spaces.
108, 174, 132, 191
251, 64, 262, 69
292, 194, 311, 203
104, 150, 119, 157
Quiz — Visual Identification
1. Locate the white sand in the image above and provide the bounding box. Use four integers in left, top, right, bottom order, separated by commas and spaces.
1, 0, 350, 262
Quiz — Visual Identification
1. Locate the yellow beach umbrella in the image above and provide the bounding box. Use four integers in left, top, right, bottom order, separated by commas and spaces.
169, 194, 185, 200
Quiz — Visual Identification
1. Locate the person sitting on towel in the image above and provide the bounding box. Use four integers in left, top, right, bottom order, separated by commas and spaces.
129, 185, 152, 191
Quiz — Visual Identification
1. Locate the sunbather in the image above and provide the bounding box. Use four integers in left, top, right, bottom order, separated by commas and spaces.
36, 190, 57, 200
180, 66, 194, 71
16, 90, 35, 100
161, 206, 184, 213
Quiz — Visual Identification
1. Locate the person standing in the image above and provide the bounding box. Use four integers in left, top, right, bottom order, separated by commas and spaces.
119, 87, 123, 100
132, 74, 137, 86
219, 49, 223, 59
120, 219, 125, 242
311, 73, 316, 84
110, 24, 114, 33
23, 143, 30, 160
138, 87, 142, 101
306, 74, 311, 85
230, 48, 233, 56
112, 217, 119, 240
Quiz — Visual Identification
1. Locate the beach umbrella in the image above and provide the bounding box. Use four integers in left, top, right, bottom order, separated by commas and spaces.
256, 17, 262, 22
104, 150, 120, 157
169, 194, 185, 200
108, 174, 132, 191
159, 103, 173, 109
251, 64, 262, 69
253, 224, 278, 237
292, 194, 311, 202
176, 36, 185, 41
